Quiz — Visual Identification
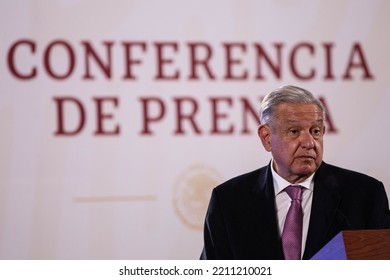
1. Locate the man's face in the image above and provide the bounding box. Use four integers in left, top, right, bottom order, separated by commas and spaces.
258, 103, 325, 183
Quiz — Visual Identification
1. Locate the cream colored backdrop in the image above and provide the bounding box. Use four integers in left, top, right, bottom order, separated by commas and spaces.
1, 0, 389, 259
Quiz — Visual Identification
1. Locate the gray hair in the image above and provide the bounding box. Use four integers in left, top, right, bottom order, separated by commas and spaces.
259, 85, 326, 125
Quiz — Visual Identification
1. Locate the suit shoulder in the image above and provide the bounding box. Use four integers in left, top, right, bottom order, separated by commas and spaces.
320, 162, 383, 186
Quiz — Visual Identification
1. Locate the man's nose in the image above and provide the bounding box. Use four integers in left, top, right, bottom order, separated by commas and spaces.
300, 131, 315, 148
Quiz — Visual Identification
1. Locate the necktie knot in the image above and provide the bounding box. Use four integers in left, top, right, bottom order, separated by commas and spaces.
284, 185, 303, 201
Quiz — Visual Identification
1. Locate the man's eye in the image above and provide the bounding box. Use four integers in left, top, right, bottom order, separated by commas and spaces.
311, 128, 323, 137
289, 129, 299, 134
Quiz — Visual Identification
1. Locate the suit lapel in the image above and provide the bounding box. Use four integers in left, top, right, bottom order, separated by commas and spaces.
303, 162, 341, 259
249, 164, 284, 259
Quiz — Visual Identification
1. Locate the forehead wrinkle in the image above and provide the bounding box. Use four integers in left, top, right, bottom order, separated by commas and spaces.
282, 119, 324, 125
275, 103, 322, 116
274, 109, 324, 123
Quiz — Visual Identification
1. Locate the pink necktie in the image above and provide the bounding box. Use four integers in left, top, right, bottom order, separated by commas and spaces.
281, 185, 304, 260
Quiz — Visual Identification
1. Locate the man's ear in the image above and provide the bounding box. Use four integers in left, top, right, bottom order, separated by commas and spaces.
258, 124, 272, 152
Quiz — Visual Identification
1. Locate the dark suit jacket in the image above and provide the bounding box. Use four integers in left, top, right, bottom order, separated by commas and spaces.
200, 161, 390, 260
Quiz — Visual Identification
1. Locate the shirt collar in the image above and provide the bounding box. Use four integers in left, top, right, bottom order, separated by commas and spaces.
270, 159, 315, 196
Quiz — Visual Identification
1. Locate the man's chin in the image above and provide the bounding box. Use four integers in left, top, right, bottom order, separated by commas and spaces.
294, 165, 318, 176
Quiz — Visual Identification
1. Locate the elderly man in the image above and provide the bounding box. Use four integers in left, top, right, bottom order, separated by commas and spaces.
200, 85, 390, 260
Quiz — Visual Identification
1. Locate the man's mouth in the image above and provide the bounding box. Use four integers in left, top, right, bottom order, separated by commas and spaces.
296, 155, 316, 160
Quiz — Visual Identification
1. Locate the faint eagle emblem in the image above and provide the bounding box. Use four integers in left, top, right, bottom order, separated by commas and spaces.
173, 164, 223, 229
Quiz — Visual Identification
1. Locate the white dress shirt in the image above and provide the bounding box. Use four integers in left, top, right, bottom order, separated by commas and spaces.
271, 160, 315, 258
